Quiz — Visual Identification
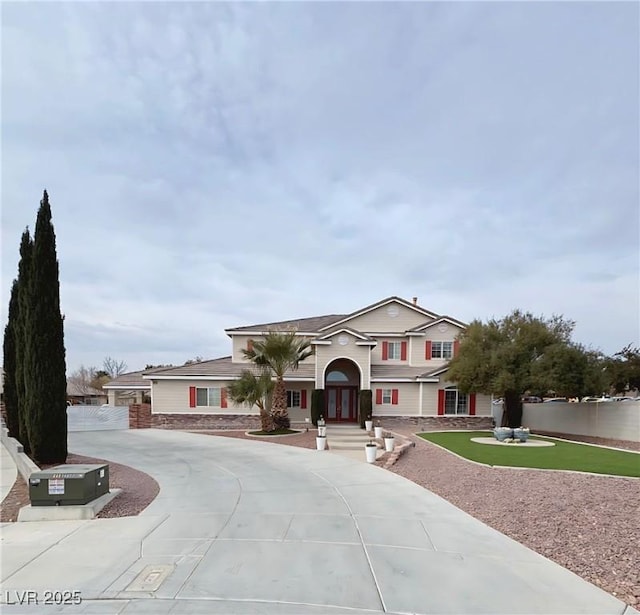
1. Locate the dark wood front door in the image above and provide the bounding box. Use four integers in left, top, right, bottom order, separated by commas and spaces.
325, 386, 358, 422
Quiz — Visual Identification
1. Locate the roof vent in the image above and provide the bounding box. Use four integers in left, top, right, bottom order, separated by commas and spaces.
412, 297, 418, 305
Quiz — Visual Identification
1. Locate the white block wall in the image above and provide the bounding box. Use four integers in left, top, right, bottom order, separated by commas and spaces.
522, 401, 640, 442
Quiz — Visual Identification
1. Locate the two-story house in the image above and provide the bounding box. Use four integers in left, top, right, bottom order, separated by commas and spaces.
134, 296, 492, 429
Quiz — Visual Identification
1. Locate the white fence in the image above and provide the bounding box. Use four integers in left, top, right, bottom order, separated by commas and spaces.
67, 405, 129, 432
522, 401, 640, 442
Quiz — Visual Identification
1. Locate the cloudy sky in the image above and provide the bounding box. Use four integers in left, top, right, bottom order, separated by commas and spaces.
2, 2, 638, 375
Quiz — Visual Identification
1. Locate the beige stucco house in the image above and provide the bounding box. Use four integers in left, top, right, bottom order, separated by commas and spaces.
115, 296, 492, 428
103, 370, 151, 406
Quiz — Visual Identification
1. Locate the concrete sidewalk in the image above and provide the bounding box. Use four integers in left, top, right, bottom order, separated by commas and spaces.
1, 429, 635, 614
1, 441, 18, 503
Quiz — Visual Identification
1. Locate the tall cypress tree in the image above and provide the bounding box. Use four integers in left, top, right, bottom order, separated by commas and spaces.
2, 280, 20, 438
24, 191, 67, 463
16, 229, 34, 454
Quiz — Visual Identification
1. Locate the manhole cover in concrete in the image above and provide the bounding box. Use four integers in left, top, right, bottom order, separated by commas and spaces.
126, 565, 174, 592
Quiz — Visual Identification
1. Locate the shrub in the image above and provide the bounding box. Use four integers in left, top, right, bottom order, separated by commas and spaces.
311, 389, 325, 426
359, 389, 372, 429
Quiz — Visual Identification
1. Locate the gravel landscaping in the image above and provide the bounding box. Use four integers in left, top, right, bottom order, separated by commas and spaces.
1, 428, 637, 608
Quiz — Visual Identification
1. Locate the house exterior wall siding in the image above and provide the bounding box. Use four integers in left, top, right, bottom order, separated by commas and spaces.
410, 325, 465, 366
231, 334, 316, 364
340, 304, 433, 334
151, 379, 257, 414
315, 342, 370, 389
231, 335, 262, 363
372, 337, 407, 365
372, 383, 420, 416
420, 379, 491, 417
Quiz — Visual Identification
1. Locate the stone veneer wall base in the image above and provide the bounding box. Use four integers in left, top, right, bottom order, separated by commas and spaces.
376, 416, 494, 431
129, 408, 493, 432
152, 413, 261, 431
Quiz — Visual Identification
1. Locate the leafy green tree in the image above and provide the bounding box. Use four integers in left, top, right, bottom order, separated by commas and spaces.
446, 310, 575, 427
90, 369, 111, 391
227, 370, 275, 432
2, 280, 20, 438
24, 191, 67, 463
16, 229, 34, 454
530, 344, 607, 399
605, 345, 640, 394
243, 330, 313, 430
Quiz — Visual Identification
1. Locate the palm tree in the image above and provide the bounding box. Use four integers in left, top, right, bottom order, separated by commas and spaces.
227, 369, 275, 432
243, 330, 313, 429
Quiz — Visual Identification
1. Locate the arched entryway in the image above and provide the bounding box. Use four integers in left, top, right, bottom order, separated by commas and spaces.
323, 358, 361, 423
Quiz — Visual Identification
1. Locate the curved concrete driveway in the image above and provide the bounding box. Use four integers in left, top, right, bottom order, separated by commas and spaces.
1, 429, 632, 614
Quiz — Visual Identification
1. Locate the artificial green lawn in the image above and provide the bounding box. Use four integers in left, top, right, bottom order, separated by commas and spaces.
418, 431, 640, 478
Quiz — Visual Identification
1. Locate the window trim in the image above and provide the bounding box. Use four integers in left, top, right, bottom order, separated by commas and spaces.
195, 387, 222, 407
431, 341, 454, 359
387, 342, 402, 360
286, 390, 301, 408
444, 387, 468, 415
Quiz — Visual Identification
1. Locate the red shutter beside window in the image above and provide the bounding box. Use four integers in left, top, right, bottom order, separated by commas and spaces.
301, 389, 307, 409
469, 393, 476, 415
382, 341, 389, 360
391, 389, 399, 405
221, 387, 227, 408
189, 386, 196, 408
425, 341, 432, 360
401, 341, 407, 361
437, 389, 445, 415
453, 340, 460, 357
376, 389, 383, 404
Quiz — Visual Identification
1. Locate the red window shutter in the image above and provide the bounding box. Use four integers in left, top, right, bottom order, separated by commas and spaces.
401, 341, 407, 361
382, 341, 388, 360
425, 341, 432, 360
453, 340, 460, 357
221, 387, 227, 408
391, 389, 399, 405
469, 393, 476, 415
376, 389, 383, 404
301, 390, 307, 409
437, 389, 445, 415
189, 386, 196, 408
247, 339, 254, 352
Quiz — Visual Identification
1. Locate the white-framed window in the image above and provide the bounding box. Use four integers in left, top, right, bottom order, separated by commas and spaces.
376, 388, 398, 405
387, 342, 402, 359
444, 388, 467, 415
286, 390, 301, 408
196, 387, 221, 407
432, 341, 454, 359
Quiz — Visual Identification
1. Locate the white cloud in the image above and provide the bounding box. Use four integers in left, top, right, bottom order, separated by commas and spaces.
2, 1, 638, 372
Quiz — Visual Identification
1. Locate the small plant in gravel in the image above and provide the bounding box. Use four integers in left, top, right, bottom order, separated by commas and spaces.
247, 429, 299, 436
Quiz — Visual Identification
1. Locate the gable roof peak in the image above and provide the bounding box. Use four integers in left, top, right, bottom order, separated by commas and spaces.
318, 296, 439, 331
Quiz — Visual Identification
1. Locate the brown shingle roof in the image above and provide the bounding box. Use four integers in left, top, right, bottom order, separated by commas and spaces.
67, 382, 106, 396
225, 314, 346, 334
145, 356, 316, 380
315, 327, 376, 341
103, 370, 152, 389
370, 365, 439, 380
406, 315, 467, 332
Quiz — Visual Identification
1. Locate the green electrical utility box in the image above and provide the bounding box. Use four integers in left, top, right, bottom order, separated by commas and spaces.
29, 464, 109, 506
